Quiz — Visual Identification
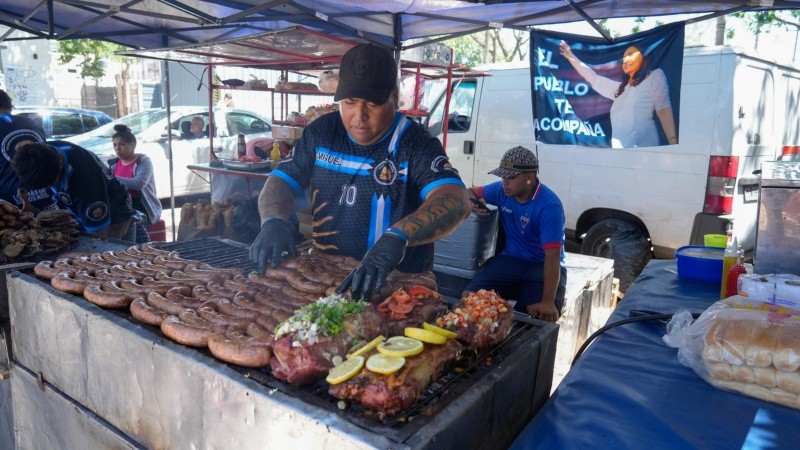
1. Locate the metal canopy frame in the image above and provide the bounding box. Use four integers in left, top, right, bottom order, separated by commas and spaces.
0, 1, 797, 51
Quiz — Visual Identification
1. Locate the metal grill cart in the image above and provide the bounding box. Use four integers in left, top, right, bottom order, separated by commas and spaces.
7, 238, 558, 449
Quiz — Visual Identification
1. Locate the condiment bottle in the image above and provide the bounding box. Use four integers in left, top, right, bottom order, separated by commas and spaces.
271, 141, 281, 161
725, 249, 747, 298
720, 231, 738, 299
237, 133, 246, 157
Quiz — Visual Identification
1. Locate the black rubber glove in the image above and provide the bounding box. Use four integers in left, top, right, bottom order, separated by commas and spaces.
336, 232, 407, 301
249, 217, 298, 271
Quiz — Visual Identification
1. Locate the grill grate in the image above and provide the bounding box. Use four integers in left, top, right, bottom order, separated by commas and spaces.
153, 237, 547, 441
161, 237, 259, 273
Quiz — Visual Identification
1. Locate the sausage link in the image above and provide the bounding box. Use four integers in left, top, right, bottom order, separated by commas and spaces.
206, 281, 238, 299
247, 273, 285, 290
161, 314, 214, 347
34, 261, 60, 280
285, 270, 328, 295
215, 297, 262, 319
130, 298, 170, 326
51, 271, 90, 294
207, 328, 271, 367
197, 305, 254, 328
83, 282, 136, 308
146, 292, 188, 315
119, 278, 172, 295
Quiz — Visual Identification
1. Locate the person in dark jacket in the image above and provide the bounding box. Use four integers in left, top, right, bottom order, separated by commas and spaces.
11, 141, 135, 239
0, 88, 56, 211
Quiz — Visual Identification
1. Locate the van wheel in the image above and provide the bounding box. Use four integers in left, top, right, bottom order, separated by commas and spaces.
581, 219, 652, 293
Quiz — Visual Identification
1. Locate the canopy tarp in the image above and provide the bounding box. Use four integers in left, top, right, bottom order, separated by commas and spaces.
0, 1, 798, 51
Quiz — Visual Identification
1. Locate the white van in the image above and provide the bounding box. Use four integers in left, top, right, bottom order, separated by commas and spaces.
422, 46, 800, 289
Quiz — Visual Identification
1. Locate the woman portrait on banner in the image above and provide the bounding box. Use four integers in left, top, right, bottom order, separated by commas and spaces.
559, 41, 677, 148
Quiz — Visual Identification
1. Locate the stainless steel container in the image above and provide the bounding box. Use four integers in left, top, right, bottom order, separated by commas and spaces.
754, 161, 800, 275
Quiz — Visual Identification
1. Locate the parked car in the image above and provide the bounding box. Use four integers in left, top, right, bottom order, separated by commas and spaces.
65, 106, 272, 198
14, 106, 113, 139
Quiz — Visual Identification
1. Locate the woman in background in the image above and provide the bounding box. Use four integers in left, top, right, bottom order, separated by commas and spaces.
559, 41, 677, 148
109, 124, 161, 243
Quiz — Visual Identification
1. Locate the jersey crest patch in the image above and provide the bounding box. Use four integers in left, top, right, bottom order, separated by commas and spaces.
87, 201, 108, 221
430, 155, 458, 174
373, 159, 398, 185
520, 216, 530, 229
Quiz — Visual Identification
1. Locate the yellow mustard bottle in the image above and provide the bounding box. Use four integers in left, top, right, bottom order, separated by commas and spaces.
271, 141, 281, 161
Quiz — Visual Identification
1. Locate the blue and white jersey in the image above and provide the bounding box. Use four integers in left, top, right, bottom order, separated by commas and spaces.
273, 112, 464, 273
481, 180, 566, 266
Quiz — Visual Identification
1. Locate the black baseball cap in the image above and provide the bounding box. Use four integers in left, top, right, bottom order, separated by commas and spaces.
0, 89, 12, 109
334, 44, 397, 105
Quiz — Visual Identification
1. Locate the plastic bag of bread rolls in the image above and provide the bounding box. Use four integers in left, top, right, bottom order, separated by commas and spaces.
664, 295, 800, 409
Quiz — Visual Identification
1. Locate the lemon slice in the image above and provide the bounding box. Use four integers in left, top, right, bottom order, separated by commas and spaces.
366, 353, 406, 375
377, 336, 424, 357
405, 327, 447, 344
423, 322, 458, 340
326, 355, 365, 385
347, 335, 386, 359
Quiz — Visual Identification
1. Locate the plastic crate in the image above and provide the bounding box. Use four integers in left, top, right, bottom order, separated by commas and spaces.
147, 219, 167, 242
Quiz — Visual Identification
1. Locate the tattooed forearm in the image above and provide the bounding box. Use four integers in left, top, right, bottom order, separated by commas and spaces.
395, 186, 470, 246
257, 177, 296, 220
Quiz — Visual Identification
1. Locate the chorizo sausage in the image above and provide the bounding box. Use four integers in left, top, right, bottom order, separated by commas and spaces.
247, 273, 285, 290
207, 327, 271, 368
285, 270, 328, 295
123, 262, 163, 278
129, 298, 170, 326
145, 292, 189, 315
138, 243, 172, 256
160, 312, 216, 347
163, 288, 207, 309
83, 282, 137, 308
215, 297, 262, 319
107, 266, 144, 282
34, 261, 60, 280
153, 272, 205, 287
197, 305, 254, 328
206, 281, 238, 299
119, 279, 172, 295
51, 271, 91, 294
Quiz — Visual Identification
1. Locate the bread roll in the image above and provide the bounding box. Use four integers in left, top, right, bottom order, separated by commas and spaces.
745, 326, 778, 367
770, 388, 799, 408
733, 364, 756, 384
776, 370, 800, 394
702, 321, 726, 362
706, 361, 734, 382
744, 383, 774, 403
773, 325, 800, 372
720, 320, 754, 365
753, 366, 777, 388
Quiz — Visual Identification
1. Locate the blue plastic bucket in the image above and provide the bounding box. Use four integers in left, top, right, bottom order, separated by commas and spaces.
675, 245, 724, 283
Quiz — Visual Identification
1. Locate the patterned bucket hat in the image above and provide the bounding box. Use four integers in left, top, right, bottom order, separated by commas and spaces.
488, 146, 539, 178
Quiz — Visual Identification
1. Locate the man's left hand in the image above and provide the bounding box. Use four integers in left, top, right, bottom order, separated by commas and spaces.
527, 302, 560, 323
336, 233, 406, 301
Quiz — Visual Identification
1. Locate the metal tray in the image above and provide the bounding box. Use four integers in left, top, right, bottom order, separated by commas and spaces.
221, 160, 271, 171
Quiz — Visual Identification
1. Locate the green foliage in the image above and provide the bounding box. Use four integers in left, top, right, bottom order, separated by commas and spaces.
57, 39, 129, 79
731, 10, 800, 35
444, 29, 529, 67
446, 35, 485, 67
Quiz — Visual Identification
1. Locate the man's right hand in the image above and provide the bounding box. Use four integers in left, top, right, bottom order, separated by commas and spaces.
249, 217, 298, 271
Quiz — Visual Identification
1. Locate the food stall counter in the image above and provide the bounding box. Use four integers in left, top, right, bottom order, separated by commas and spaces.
510, 259, 800, 450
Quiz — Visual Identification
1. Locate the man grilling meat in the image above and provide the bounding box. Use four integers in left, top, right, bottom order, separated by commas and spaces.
249, 43, 471, 301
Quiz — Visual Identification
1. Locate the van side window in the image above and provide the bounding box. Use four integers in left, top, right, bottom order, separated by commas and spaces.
425, 80, 477, 136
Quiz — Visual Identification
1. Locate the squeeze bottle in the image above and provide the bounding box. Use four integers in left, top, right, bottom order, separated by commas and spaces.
725, 249, 747, 298
271, 141, 281, 161
237, 133, 246, 157
720, 234, 738, 299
